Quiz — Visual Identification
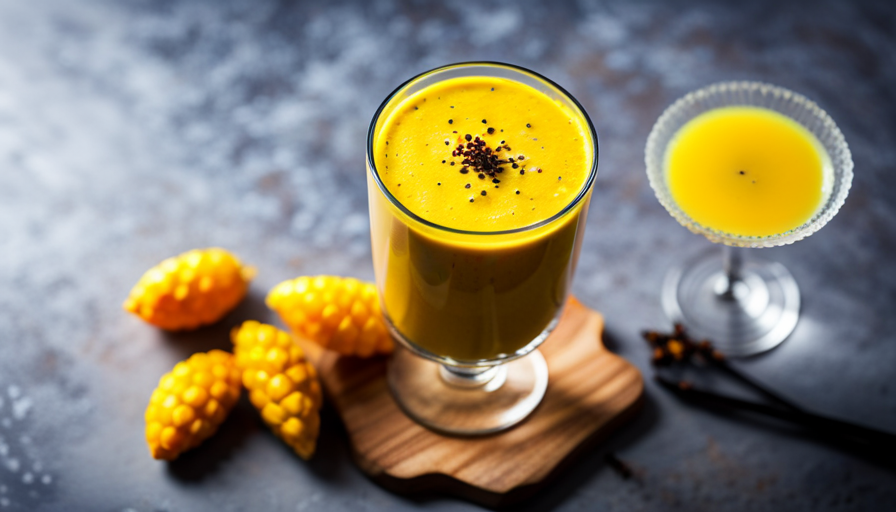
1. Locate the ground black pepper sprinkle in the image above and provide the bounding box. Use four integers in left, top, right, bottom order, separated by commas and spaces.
438, 182, 441, 186
520, 169, 525, 174
516, 190, 520, 194
448, 119, 453, 124
481, 190, 487, 196
465, 183, 471, 189
469, 198, 474, 202
446, 133, 530, 183
526, 123, 531, 128
442, 160, 446, 164
444, 141, 449, 145
482, 119, 487, 124
492, 178, 500, 183
487, 127, 495, 134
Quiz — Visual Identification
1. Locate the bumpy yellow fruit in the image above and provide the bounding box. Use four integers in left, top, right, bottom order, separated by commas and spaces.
144, 350, 242, 461
124, 248, 255, 330
266, 276, 393, 357
231, 321, 323, 459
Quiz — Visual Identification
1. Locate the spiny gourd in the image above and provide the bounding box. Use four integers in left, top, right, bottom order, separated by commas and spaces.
266, 276, 392, 357
124, 248, 255, 330
144, 350, 242, 460
231, 320, 322, 459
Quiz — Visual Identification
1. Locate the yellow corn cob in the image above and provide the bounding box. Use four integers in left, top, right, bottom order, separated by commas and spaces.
144, 350, 242, 461
266, 276, 393, 357
231, 320, 322, 459
124, 248, 256, 331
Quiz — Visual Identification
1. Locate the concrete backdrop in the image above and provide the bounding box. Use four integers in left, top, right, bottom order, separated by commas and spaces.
0, 0, 894, 510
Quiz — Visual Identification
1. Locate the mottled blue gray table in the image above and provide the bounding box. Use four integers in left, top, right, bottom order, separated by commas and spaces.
1, 0, 894, 510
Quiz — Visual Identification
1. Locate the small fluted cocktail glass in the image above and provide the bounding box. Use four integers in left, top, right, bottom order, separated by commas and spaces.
367, 62, 598, 434
645, 82, 852, 356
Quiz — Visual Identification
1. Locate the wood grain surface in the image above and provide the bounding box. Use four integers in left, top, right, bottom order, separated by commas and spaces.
301, 297, 644, 507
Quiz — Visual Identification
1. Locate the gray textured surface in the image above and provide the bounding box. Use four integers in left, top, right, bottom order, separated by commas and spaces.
0, 0, 894, 510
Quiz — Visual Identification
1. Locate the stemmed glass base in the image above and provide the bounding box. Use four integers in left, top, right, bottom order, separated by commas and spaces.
387, 346, 549, 436
662, 247, 800, 357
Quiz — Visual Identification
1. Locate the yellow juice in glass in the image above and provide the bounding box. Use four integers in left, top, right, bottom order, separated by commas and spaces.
665, 106, 829, 237
368, 74, 595, 362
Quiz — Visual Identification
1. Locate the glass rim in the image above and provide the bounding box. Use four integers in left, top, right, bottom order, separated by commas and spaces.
366, 61, 599, 237
645, 80, 854, 248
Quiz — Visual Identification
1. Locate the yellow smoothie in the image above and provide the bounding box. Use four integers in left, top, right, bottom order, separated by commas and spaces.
368, 73, 595, 361
666, 106, 828, 237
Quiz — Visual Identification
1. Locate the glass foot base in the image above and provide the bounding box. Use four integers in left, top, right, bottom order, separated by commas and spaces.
662, 248, 800, 357
387, 346, 548, 436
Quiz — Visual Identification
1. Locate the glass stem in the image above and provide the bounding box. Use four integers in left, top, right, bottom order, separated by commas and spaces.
719, 245, 745, 301
439, 364, 503, 388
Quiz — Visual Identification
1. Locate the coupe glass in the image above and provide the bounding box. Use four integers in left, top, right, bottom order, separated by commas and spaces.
366, 62, 598, 435
645, 82, 853, 356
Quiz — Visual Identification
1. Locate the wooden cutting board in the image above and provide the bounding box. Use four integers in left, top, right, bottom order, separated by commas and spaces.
301, 297, 643, 507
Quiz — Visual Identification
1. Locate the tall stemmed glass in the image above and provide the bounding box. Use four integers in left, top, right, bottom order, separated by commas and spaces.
645, 82, 852, 356
367, 62, 598, 435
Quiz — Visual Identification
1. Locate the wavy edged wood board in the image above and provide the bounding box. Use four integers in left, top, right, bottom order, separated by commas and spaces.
300, 297, 643, 508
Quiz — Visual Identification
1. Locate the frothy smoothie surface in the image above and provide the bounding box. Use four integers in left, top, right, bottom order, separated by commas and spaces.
373, 76, 593, 232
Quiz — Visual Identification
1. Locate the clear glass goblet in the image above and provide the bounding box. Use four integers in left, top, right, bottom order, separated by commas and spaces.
645, 81, 853, 356
367, 62, 598, 434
